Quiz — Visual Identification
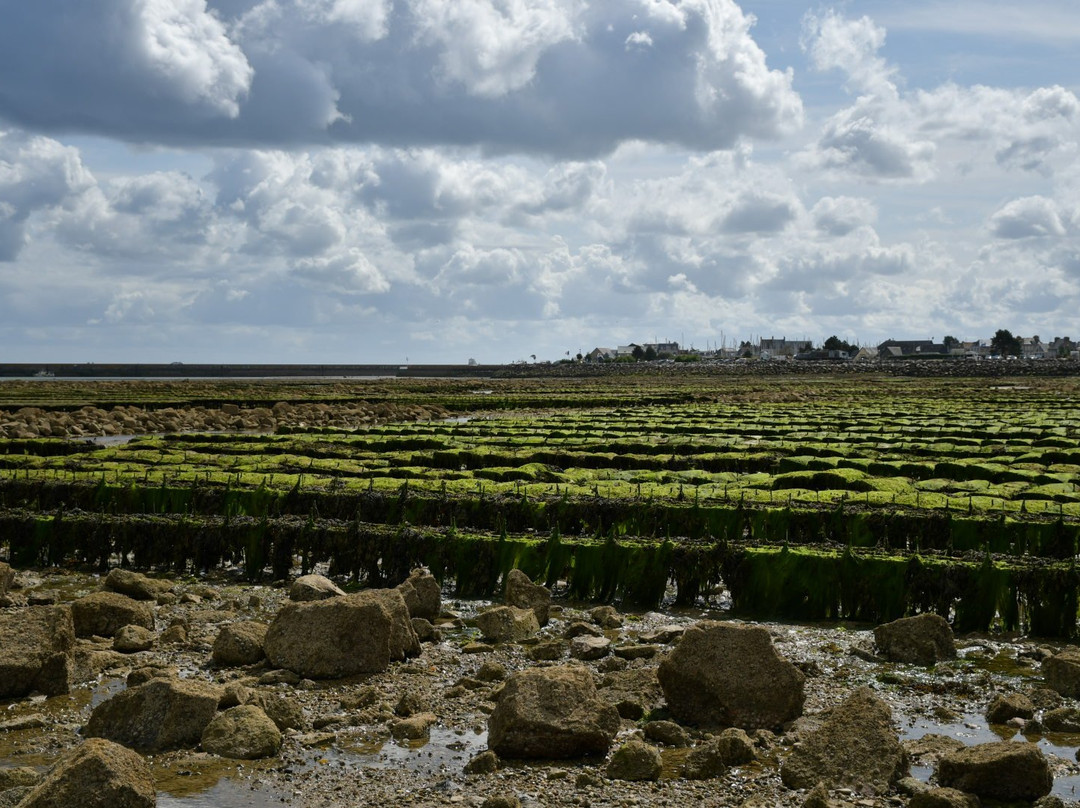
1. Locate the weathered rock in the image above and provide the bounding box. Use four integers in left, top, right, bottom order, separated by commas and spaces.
411, 617, 437, 642
0, 605, 75, 698
565, 621, 604, 639
598, 667, 664, 722
639, 625, 684, 644
487, 665, 620, 759
71, 592, 154, 639
657, 621, 805, 730
527, 640, 566, 661
211, 621, 267, 666
897, 776, 931, 797
1027, 685, 1064, 711
0, 714, 46, 732
395, 691, 428, 716
264, 589, 419, 678
606, 739, 662, 781
936, 741, 1052, 802
0, 562, 14, 597
1043, 707, 1080, 733
246, 691, 305, 732
802, 782, 833, 808
570, 635, 611, 660
873, 613, 956, 665
390, 712, 436, 740
288, 574, 345, 602
643, 720, 690, 747
0, 766, 39, 790
1, 786, 32, 807
1035, 796, 1066, 808
714, 727, 756, 765
464, 750, 500, 774
16, 738, 155, 808
681, 726, 756, 778
113, 625, 154, 653
85, 677, 221, 753
126, 665, 174, 688
986, 692, 1035, 724
504, 569, 551, 626
903, 733, 966, 767
1043, 648, 1080, 698
475, 606, 539, 644
396, 569, 441, 621
480, 797, 520, 808
908, 788, 980, 808
201, 705, 282, 759
780, 687, 908, 794
476, 661, 507, 682
682, 739, 728, 780
613, 644, 657, 660
589, 606, 623, 629
104, 569, 169, 601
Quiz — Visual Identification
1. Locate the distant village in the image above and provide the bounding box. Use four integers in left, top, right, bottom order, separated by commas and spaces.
582, 333, 1080, 363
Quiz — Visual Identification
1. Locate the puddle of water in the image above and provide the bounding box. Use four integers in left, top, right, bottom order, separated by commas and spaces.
153, 754, 281, 807
312, 726, 487, 778
157, 779, 282, 808
904, 713, 1080, 800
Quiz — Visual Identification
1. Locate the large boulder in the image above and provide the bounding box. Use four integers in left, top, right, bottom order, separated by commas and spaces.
211, 621, 268, 667
936, 741, 1052, 802
474, 606, 540, 643
104, 569, 169, 601
873, 613, 955, 666
288, 574, 345, 601
201, 705, 282, 759
71, 592, 154, 639
0, 605, 75, 698
397, 568, 441, 621
15, 738, 156, 808
264, 588, 419, 678
505, 569, 551, 626
85, 677, 221, 753
780, 687, 908, 795
487, 665, 620, 759
657, 621, 805, 730
0, 561, 14, 596
1043, 648, 1080, 698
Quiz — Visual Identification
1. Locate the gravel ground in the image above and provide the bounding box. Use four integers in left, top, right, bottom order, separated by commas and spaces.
2, 568, 1080, 808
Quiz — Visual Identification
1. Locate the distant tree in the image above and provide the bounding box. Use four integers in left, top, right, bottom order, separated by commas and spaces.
822, 335, 857, 355
643, 346, 658, 361
991, 329, 1022, 357
631, 345, 644, 360
942, 335, 960, 350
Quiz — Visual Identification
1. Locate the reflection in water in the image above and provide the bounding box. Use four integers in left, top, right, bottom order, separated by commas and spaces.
904, 713, 1080, 800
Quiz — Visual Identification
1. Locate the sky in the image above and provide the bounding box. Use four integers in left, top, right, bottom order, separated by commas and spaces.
0, 0, 1077, 364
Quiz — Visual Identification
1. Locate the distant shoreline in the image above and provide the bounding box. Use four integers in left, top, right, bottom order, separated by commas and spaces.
2, 358, 1079, 380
